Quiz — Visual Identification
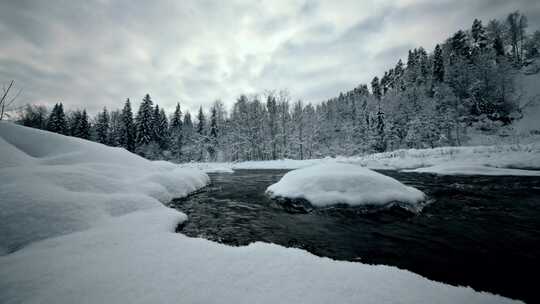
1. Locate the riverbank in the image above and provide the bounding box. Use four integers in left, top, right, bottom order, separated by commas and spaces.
180, 143, 540, 176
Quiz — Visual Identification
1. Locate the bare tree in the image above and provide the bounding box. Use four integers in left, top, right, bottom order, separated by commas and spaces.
0, 80, 22, 120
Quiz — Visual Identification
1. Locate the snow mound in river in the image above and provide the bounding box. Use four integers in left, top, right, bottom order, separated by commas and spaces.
0, 122, 209, 254
266, 163, 425, 208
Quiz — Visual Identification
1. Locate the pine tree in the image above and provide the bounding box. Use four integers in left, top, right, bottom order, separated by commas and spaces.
372, 108, 386, 152
450, 30, 471, 60
169, 102, 183, 161
108, 110, 122, 146
46, 103, 67, 135
371, 77, 381, 100
120, 98, 135, 152
292, 100, 305, 159
183, 110, 194, 161
155, 107, 169, 150
135, 94, 154, 147
196, 106, 206, 161
96, 107, 110, 144
79, 109, 90, 140
207, 105, 218, 161
68, 110, 82, 137
433, 44, 445, 83
152, 105, 160, 141
493, 35, 505, 57
266, 94, 278, 160
471, 19, 488, 49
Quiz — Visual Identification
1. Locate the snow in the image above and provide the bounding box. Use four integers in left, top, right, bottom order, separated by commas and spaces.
0, 123, 524, 303
514, 62, 540, 135
266, 163, 426, 209
351, 145, 540, 171
181, 144, 540, 176
0, 122, 209, 253
0, 207, 520, 304
404, 163, 540, 176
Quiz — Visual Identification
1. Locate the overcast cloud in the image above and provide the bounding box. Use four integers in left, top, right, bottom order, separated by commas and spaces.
1, 0, 539, 114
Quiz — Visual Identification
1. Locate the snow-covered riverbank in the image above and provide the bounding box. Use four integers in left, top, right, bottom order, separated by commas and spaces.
182, 143, 540, 176
0, 123, 524, 303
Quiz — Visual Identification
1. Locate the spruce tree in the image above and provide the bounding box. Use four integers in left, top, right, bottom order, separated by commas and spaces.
450, 30, 471, 60
183, 110, 194, 160
120, 98, 135, 152
169, 103, 183, 161
493, 35, 505, 57
46, 103, 67, 135
96, 107, 110, 144
135, 94, 154, 147
371, 77, 381, 100
207, 106, 218, 161
433, 44, 445, 83
196, 106, 206, 161
68, 110, 82, 137
154, 107, 169, 150
266, 95, 278, 160
471, 19, 488, 49
79, 109, 90, 140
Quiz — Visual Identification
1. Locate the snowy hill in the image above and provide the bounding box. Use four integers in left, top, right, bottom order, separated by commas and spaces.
0, 123, 524, 303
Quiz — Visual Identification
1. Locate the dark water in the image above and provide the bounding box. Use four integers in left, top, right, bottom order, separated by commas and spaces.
169, 169, 540, 303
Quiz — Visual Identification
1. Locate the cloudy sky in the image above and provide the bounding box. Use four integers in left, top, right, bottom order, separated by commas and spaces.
1, 0, 539, 114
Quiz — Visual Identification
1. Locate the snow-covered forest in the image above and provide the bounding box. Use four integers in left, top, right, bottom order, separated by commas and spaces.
16, 11, 540, 162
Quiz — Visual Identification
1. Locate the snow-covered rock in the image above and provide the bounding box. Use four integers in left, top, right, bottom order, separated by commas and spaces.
266, 163, 426, 210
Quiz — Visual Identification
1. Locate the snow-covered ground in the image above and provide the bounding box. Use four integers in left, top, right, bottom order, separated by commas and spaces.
0, 122, 524, 303
405, 163, 540, 176
266, 163, 425, 209
181, 143, 540, 176
0, 122, 209, 254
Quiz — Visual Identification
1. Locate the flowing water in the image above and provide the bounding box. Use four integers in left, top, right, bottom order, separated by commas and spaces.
169, 169, 540, 303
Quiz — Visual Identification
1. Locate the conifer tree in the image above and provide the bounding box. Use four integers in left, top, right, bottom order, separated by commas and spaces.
169, 102, 183, 161
96, 107, 110, 144
433, 44, 445, 83
120, 98, 135, 152
371, 77, 381, 100
79, 109, 90, 140
471, 19, 488, 49
196, 106, 206, 161
155, 107, 169, 150
135, 94, 154, 147
207, 105, 218, 161
68, 110, 83, 137
46, 103, 67, 135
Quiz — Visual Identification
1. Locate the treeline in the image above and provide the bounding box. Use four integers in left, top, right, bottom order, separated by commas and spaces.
17, 11, 540, 162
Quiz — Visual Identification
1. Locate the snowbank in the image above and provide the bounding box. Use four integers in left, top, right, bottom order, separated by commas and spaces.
0, 122, 209, 253
351, 145, 540, 171
266, 163, 425, 209
0, 123, 523, 303
0, 207, 520, 304
405, 163, 540, 176
181, 144, 540, 176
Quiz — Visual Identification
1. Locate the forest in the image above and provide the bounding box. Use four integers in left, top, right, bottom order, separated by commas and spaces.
16, 11, 540, 162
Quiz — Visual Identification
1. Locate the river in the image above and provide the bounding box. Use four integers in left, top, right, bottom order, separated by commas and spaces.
169, 169, 540, 303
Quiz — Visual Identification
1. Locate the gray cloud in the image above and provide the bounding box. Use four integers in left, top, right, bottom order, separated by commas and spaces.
0, 0, 539, 115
